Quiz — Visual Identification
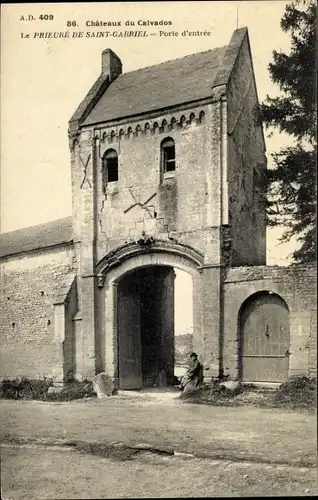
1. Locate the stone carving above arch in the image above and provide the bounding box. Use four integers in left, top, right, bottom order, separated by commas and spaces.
96, 239, 204, 286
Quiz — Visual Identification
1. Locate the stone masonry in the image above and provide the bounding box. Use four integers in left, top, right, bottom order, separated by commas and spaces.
0, 27, 316, 386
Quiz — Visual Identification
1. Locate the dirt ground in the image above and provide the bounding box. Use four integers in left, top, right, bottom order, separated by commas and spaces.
1, 390, 317, 498
2, 444, 317, 499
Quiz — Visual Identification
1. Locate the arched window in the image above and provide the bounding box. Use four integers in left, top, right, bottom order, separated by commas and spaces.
161, 138, 176, 176
102, 149, 118, 190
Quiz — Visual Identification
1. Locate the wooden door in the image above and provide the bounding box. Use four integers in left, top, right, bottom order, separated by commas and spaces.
117, 274, 142, 389
240, 293, 290, 383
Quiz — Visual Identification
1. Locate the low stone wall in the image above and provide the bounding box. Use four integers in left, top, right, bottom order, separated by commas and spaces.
222, 263, 317, 381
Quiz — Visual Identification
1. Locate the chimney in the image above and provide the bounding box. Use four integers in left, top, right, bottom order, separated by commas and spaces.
101, 49, 122, 81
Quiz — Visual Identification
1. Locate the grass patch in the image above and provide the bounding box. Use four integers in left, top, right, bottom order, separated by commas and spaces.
0, 378, 96, 402
180, 380, 256, 403
181, 377, 317, 413
270, 376, 317, 410
0, 378, 53, 400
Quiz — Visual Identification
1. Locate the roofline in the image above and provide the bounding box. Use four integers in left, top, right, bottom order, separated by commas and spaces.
71, 41, 232, 132
217, 27, 266, 153
243, 30, 267, 153
68, 73, 111, 138
80, 88, 227, 130
106, 44, 227, 78
0, 240, 74, 261
212, 27, 248, 88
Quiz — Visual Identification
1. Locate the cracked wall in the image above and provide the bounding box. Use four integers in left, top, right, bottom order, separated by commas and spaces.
70, 104, 223, 265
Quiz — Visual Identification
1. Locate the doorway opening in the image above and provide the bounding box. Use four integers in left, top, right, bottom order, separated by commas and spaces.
174, 269, 193, 381
117, 265, 193, 390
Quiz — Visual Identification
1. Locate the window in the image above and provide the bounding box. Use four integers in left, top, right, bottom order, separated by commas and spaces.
103, 149, 118, 190
161, 138, 176, 175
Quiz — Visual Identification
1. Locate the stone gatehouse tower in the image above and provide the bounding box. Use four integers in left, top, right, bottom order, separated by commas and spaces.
68, 27, 266, 388
1, 28, 315, 387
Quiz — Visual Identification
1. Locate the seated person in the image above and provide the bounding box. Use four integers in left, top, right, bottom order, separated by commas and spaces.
179, 352, 203, 390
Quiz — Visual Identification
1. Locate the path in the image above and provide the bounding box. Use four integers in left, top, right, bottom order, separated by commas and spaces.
2, 443, 316, 499
1, 391, 316, 466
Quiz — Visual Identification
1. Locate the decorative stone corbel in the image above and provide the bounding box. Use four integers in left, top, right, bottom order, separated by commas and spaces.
97, 273, 106, 288
136, 231, 155, 250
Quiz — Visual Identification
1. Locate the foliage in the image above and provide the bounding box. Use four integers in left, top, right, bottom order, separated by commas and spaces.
273, 375, 317, 408
0, 377, 53, 400
260, 0, 317, 263
45, 380, 96, 402
175, 333, 193, 365
181, 376, 316, 412
0, 377, 96, 401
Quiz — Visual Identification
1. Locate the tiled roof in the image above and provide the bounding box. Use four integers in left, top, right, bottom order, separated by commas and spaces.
0, 217, 73, 259
82, 45, 228, 126
83, 47, 227, 125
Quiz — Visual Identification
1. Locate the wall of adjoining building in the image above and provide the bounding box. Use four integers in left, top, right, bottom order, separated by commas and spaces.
222, 264, 317, 380
0, 245, 77, 381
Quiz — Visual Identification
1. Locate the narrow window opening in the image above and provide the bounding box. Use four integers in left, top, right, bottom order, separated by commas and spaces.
161, 138, 176, 178
103, 149, 118, 191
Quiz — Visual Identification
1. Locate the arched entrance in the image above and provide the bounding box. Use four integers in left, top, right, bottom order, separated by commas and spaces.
117, 266, 175, 389
238, 291, 290, 383
97, 240, 204, 390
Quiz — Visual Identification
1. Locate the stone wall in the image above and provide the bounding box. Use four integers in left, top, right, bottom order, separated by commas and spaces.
70, 101, 227, 381
0, 245, 77, 381
223, 264, 317, 380
71, 101, 229, 268
227, 34, 267, 266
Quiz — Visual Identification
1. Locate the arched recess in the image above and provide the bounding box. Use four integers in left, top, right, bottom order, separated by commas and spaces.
96, 241, 204, 389
238, 291, 290, 383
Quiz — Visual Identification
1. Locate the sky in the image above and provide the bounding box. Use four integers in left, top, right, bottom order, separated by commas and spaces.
1, 1, 298, 334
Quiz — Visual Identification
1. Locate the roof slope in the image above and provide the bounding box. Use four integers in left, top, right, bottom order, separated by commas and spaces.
82, 45, 227, 126
0, 217, 73, 259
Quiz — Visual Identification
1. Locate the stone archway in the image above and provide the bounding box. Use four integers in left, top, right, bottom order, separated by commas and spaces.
96, 240, 204, 389
238, 291, 290, 383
